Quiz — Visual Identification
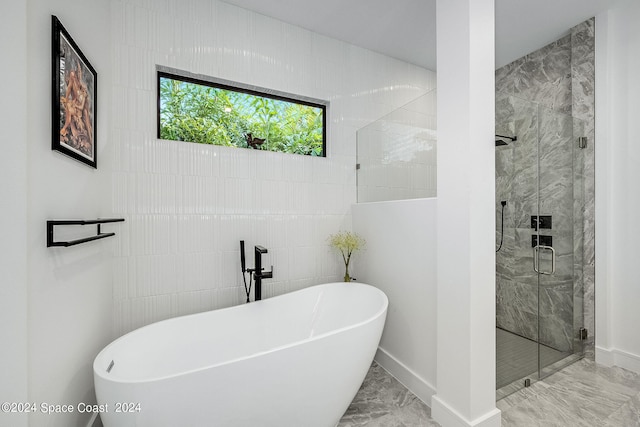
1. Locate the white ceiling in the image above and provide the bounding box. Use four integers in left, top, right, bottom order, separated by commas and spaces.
220, 0, 616, 70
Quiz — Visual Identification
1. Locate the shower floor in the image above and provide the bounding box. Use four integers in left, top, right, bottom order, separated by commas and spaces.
496, 328, 567, 392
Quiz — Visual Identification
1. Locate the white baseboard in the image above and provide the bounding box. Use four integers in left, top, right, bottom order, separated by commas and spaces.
374, 347, 436, 406
431, 395, 501, 427
595, 346, 615, 367
596, 346, 640, 374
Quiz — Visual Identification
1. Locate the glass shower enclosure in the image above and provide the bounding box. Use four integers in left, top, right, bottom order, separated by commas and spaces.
495, 94, 587, 398
356, 90, 437, 203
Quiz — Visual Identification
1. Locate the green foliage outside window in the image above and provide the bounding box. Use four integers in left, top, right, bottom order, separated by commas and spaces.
159, 74, 325, 156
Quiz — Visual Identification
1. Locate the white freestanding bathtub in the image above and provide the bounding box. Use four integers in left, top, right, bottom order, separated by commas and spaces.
94, 282, 388, 427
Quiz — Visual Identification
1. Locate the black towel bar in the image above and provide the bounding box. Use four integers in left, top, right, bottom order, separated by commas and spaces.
46, 218, 125, 247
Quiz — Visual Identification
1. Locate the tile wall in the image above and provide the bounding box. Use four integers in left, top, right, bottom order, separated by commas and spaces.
109, 0, 436, 335
494, 18, 595, 356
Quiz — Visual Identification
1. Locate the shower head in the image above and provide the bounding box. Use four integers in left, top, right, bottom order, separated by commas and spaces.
495, 134, 517, 147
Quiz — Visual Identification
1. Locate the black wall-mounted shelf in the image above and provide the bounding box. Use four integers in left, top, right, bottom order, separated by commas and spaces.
46, 218, 125, 247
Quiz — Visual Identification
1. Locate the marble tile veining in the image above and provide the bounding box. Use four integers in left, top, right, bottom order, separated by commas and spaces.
495, 17, 595, 357
500, 359, 640, 427
347, 359, 640, 426
338, 362, 440, 427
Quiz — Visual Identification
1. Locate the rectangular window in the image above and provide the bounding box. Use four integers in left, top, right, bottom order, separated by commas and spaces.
157, 70, 326, 157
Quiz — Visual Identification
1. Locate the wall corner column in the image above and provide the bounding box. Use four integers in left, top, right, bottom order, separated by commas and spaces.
432, 0, 500, 426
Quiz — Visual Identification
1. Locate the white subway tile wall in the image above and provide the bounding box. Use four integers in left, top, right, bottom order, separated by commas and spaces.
110, 0, 436, 336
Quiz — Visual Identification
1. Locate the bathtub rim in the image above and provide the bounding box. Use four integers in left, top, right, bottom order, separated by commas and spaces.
94, 282, 388, 384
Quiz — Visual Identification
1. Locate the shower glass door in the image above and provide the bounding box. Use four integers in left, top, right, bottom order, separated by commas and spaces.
495, 95, 585, 399
536, 104, 584, 379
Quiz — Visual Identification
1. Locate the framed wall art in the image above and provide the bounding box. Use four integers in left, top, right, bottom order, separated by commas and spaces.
51, 15, 97, 168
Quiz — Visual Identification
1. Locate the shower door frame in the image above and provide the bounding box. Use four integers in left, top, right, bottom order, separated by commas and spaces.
495, 95, 586, 398
534, 103, 585, 381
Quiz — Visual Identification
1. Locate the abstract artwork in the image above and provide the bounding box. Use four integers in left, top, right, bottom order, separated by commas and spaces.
52, 15, 97, 168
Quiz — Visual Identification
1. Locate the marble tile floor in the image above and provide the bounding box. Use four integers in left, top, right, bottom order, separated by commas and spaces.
341, 359, 640, 426
499, 358, 640, 426
338, 362, 440, 427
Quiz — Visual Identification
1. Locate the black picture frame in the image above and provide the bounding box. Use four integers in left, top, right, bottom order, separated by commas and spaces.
52, 15, 97, 168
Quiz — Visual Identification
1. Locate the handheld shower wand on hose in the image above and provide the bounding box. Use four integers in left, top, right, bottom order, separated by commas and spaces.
496, 201, 507, 252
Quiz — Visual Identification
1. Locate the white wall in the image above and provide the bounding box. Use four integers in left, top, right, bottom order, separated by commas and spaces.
110, 0, 436, 336
25, 1, 113, 426
0, 1, 28, 426
0, 1, 433, 425
352, 199, 438, 404
595, 0, 640, 373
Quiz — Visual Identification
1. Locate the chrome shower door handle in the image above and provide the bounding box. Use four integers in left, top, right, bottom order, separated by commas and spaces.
533, 245, 555, 275
541, 245, 556, 275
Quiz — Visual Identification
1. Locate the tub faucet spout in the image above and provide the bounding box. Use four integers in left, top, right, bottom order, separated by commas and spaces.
253, 245, 273, 301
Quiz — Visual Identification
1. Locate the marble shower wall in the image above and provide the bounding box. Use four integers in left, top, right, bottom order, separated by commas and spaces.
495, 19, 595, 356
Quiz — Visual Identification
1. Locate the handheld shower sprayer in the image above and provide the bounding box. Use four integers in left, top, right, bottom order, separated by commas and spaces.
239, 240, 273, 303
496, 201, 507, 252
240, 240, 246, 274
240, 240, 252, 303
